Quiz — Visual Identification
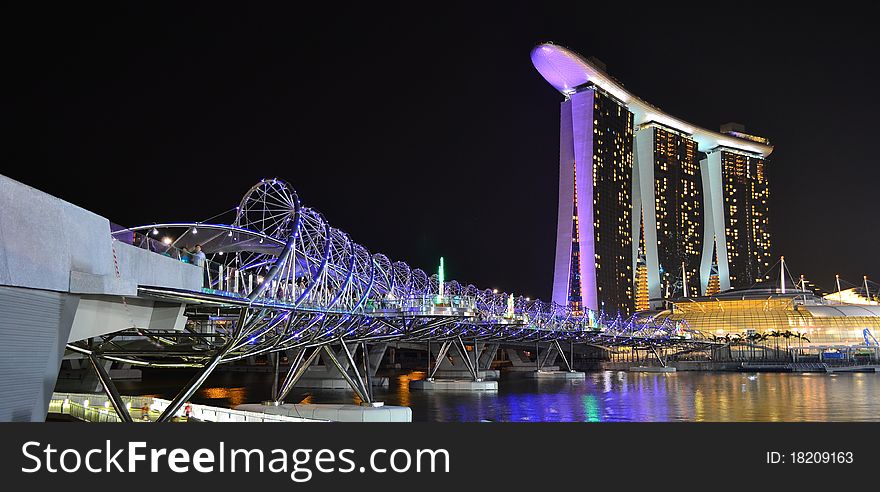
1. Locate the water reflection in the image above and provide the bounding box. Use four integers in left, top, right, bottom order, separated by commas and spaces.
199, 387, 247, 407
120, 370, 880, 422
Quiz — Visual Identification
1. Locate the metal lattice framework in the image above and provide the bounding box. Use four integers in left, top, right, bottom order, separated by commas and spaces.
78, 178, 714, 420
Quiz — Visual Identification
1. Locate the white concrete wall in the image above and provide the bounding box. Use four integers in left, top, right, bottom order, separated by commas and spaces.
0, 286, 78, 421
0, 174, 200, 420
68, 296, 187, 342
112, 240, 202, 292
0, 174, 114, 292
0, 174, 201, 296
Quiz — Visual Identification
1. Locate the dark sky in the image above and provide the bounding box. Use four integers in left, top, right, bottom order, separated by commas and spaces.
3, 3, 877, 298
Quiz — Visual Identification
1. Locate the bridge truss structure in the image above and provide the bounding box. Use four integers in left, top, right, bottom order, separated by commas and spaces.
68, 178, 715, 422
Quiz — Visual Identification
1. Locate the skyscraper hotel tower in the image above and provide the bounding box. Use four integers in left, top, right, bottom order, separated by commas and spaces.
531, 43, 773, 314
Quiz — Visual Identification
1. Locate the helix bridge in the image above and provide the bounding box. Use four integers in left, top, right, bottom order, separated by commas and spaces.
70, 178, 712, 421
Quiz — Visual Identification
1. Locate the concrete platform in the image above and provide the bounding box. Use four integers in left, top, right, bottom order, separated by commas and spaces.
432, 369, 500, 380
504, 365, 560, 373
629, 366, 677, 373
236, 403, 412, 422
409, 379, 498, 391
524, 370, 586, 380
295, 376, 390, 389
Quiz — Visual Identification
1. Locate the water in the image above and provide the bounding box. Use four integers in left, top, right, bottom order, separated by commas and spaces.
117, 370, 880, 422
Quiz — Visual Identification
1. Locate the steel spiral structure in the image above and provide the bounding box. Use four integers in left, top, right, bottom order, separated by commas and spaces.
81, 178, 711, 419
105, 178, 703, 356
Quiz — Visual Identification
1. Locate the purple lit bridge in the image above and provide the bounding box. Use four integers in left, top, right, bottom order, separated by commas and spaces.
70, 178, 714, 421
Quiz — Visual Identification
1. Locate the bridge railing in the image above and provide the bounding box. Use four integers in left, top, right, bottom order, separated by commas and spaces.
362, 294, 478, 315
49, 393, 323, 422
112, 227, 271, 300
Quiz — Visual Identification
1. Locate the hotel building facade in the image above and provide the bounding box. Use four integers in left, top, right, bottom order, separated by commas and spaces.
532, 43, 773, 314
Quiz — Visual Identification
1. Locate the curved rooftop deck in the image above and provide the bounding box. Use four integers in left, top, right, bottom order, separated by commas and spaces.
530, 42, 774, 157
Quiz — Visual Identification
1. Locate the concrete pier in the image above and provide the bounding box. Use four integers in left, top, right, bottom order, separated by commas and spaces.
294, 376, 390, 389
524, 370, 586, 380
409, 379, 498, 391
236, 403, 412, 422
428, 342, 499, 380
432, 369, 500, 380
629, 366, 677, 373
294, 344, 390, 389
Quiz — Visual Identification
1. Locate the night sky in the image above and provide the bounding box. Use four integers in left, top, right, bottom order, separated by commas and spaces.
3, 4, 877, 298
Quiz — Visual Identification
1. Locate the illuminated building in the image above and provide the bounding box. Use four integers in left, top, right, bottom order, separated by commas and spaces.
531, 43, 774, 312
634, 252, 649, 312
647, 288, 880, 348
543, 76, 635, 314
633, 123, 702, 304
823, 287, 879, 305
700, 123, 772, 291
705, 263, 721, 296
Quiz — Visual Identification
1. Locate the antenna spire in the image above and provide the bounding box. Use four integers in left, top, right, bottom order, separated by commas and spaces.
779, 256, 786, 294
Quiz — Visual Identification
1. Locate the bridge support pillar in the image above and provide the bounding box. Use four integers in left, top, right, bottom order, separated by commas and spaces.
320, 341, 382, 406
503, 348, 558, 373
88, 353, 133, 422
411, 338, 499, 391
274, 346, 322, 404
427, 338, 499, 381
157, 347, 228, 422
508, 343, 586, 381
293, 343, 390, 390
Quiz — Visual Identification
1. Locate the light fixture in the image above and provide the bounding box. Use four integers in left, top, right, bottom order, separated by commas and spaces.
228, 230, 233, 237
151, 227, 159, 236
492, 289, 498, 294
192, 226, 198, 234
218, 251, 224, 256
162, 237, 173, 245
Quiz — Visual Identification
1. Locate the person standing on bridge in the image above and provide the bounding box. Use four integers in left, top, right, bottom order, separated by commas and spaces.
191, 244, 207, 287
191, 244, 206, 267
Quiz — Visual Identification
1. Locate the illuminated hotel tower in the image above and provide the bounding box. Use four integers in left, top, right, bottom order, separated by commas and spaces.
531, 43, 773, 310
633, 123, 702, 303
701, 123, 772, 290
552, 84, 634, 314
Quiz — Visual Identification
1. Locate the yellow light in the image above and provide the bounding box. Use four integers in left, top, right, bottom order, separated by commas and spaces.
162, 237, 173, 245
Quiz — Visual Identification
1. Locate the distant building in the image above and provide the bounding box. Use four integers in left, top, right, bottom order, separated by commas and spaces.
705, 263, 721, 296
634, 251, 649, 311
531, 43, 774, 313
645, 288, 880, 348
